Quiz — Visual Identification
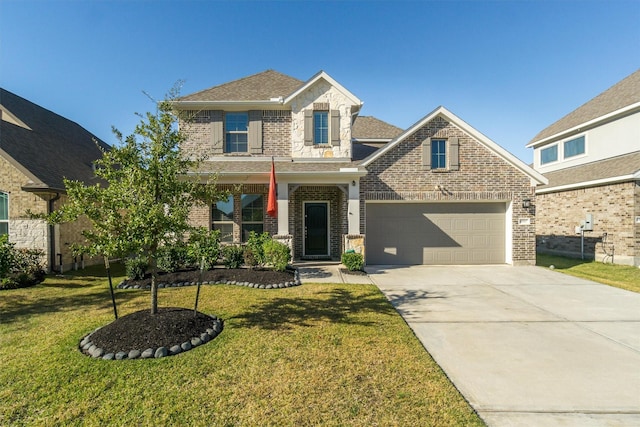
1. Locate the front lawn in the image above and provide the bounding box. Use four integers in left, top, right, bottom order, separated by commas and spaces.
537, 253, 640, 293
0, 264, 483, 426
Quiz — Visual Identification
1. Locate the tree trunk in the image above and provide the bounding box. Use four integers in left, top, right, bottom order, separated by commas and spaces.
150, 256, 158, 315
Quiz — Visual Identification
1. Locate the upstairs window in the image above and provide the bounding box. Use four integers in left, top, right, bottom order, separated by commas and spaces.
431, 139, 447, 169
225, 113, 248, 153
313, 111, 329, 144
564, 136, 585, 159
540, 145, 558, 165
212, 197, 234, 242
0, 192, 8, 236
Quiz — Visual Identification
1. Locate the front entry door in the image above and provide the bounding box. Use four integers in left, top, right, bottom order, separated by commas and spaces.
304, 202, 329, 256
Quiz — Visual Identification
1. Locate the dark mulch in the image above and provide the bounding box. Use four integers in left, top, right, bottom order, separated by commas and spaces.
89, 307, 217, 353
87, 268, 294, 355
123, 267, 294, 287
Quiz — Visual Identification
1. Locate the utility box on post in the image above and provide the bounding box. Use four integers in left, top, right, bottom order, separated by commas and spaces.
584, 213, 594, 231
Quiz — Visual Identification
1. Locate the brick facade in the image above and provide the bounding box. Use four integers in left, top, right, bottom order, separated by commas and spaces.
361, 116, 537, 265
536, 181, 639, 266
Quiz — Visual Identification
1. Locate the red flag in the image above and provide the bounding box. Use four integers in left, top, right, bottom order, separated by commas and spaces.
267, 159, 277, 218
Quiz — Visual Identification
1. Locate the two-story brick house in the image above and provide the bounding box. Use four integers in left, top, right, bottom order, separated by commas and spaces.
0, 88, 108, 271
528, 69, 640, 266
175, 70, 547, 265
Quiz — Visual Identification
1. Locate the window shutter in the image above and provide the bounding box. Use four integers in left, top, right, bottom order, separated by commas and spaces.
248, 110, 263, 154
211, 111, 223, 155
330, 110, 340, 146
449, 137, 459, 170
422, 138, 431, 170
304, 110, 313, 146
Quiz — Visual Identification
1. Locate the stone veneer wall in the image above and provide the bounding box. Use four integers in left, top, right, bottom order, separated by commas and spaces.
536, 181, 639, 266
360, 116, 537, 265
289, 80, 352, 159
289, 185, 347, 260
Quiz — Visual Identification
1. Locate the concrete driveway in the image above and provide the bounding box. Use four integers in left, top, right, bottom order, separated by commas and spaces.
366, 265, 640, 427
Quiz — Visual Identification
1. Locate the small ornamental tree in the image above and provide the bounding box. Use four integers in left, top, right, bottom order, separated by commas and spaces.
48, 86, 223, 314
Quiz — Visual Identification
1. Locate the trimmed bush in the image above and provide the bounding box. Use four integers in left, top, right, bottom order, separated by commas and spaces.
187, 228, 221, 270
263, 240, 291, 272
157, 242, 189, 273
222, 245, 244, 269
342, 252, 364, 272
125, 256, 148, 280
0, 235, 45, 290
244, 231, 270, 268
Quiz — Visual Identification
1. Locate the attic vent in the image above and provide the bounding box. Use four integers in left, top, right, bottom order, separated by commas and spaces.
263, 110, 290, 118
188, 110, 210, 123
313, 102, 329, 111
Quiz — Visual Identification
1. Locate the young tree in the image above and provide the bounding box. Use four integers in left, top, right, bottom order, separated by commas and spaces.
49, 87, 222, 314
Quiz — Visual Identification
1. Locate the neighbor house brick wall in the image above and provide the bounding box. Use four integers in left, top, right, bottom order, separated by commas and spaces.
180, 110, 222, 159
289, 185, 347, 260
360, 116, 537, 265
536, 181, 639, 266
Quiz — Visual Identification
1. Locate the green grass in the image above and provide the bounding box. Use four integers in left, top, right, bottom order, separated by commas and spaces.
0, 264, 483, 426
537, 253, 640, 293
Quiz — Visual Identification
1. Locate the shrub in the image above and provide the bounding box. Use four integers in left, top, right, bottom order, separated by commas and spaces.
187, 228, 221, 270
263, 240, 291, 272
222, 245, 244, 269
244, 231, 270, 268
157, 242, 189, 273
125, 255, 148, 280
0, 235, 17, 279
342, 252, 364, 272
0, 235, 45, 289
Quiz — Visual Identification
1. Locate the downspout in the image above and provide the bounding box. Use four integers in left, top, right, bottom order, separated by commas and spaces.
48, 192, 61, 272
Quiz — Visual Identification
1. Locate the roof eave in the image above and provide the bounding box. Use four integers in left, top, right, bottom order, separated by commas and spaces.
527, 101, 640, 148
172, 100, 285, 110
536, 174, 638, 194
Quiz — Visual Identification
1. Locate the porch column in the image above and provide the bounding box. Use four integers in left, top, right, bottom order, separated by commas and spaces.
277, 182, 289, 235
348, 180, 360, 235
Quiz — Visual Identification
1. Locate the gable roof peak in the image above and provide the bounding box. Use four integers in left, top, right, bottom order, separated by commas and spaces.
528, 69, 640, 146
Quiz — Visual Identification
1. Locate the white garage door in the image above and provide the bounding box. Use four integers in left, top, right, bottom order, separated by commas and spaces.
366, 203, 506, 265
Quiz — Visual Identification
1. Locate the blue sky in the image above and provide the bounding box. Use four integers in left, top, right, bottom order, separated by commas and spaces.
1, 0, 638, 162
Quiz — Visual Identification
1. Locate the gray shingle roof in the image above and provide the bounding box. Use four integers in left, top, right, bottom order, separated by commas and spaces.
538, 150, 640, 190
193, 159, 363, 175
530, 69, 640, 144
178, 70, 304, 102
0, 88, 109, 192
352, 116, 403, 140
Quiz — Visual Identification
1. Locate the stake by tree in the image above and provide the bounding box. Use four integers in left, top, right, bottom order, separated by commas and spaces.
48, 87, 222, 314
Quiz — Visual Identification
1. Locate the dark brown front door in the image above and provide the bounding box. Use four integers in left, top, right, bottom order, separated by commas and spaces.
304, 202, 328, 256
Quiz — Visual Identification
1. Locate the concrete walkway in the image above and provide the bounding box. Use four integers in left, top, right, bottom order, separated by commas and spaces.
295, 261, 373, 284
366, 265, 640, 427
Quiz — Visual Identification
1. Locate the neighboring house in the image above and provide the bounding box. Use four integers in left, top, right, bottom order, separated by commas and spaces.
528, 69, 640, 267
176, 70, 547, 265
0, 88, 109, 271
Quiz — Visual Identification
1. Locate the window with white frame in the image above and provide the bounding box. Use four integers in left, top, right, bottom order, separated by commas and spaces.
212, 196, 234, 242
540, 144, 558, 165
241, 194, 264, 241
0, 192, 8, 236
225, 113, 248, 153
431, 139, 447, 169
564, 135, 585, 159
313, 111, 329, 144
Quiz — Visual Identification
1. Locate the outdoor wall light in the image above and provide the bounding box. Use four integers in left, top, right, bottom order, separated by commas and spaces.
522, 199, 531, 209
351, 180, 356, 186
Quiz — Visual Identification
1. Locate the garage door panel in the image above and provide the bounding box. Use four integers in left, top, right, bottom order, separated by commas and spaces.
367, 203, 505, 265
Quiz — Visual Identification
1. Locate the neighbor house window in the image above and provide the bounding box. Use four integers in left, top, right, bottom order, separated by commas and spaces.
431, 139, 447, 169
313, 111, 329, 144
241, 194, 264, 241
540, 145, 558, 164
564, 136, 585, 159
0, 192, 8, 236
225, 113, 248, 153
212, 197, 234, 242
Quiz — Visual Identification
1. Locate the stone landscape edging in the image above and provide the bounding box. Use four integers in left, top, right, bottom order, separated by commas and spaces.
79, 315, 224, 361
116, 267, 301, 290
